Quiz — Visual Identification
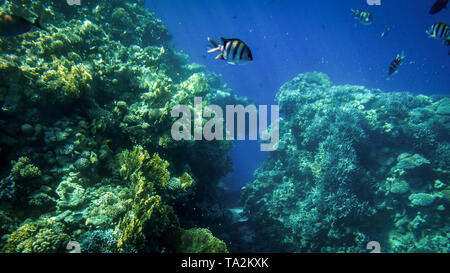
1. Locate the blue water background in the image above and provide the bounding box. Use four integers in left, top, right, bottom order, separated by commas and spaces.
145, 0, 450, 190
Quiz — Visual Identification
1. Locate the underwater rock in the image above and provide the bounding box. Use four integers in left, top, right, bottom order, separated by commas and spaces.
408, 193, 436, 207
242, 72, 450, 253
20, 123, 34, 136
390, 179, 410, 195
55, 180, 86, 210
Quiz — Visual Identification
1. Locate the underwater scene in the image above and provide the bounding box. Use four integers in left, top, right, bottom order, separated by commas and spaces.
0, 0, 449, 255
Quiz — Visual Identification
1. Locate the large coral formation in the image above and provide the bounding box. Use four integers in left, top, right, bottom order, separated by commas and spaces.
5, 219, 69, 253
176, 228, 228, 253
242, 72, 449, 253
0, 0, 238, 252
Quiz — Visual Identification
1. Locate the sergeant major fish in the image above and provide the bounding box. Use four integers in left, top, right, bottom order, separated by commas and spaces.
351, 9, 373, 25
208, 37, 253, 65
0, 13, 45, 37
388, 52, 405, 78
426, 22, 450, 39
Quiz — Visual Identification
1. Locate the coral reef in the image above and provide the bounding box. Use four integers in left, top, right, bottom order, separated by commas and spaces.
242, 72, 449, 253
0, 0, 240, 252
176, 228, 228, 253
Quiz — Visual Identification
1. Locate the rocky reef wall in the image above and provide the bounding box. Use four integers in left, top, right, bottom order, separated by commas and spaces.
242, 72, 449, 253
0, 0, 245, 252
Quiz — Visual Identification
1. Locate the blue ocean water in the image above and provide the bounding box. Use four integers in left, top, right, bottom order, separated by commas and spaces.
146, 0, 450, 191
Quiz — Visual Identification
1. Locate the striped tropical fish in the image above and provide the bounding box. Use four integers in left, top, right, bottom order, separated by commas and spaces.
388, 52, 405, 78
426, 22, 450, 39
208, 37, 253, 65
351, 9, 373, 25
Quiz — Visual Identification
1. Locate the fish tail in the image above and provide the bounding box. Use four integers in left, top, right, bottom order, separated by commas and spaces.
207, 37, 222, 53
208, 37, 219, 47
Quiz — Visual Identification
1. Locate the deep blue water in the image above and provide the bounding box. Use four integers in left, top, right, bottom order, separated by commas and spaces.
145, 0, 450, 190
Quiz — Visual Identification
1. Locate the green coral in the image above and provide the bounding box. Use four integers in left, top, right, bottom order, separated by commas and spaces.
176, 228, 228, 253
11, 157, 41, 181
55, 179, 86, 210
117, 145, 170, 189
114, 194, 162, 252
5, 220, 69, 253
179, 172, 195, 190
118, 145, 151, 181
114, 146, 176, 252
0, 0, 239, 254
38, 61, 93, 99
242, 72, 449, 253
180, 73, 210, 96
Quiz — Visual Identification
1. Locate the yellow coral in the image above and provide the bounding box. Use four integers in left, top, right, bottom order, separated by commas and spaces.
11, 157, 41, 181
5, 221, 69, 253
113, 146, 178, 252
117, 145, 150, 180
176, 228, 228, 253
179, 172, 195, 190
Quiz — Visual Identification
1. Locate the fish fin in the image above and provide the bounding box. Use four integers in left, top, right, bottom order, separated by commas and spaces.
222, 37, 244, 44
208, 37, 219, 47
208, 47, 221, 53
215, 53, 225, 60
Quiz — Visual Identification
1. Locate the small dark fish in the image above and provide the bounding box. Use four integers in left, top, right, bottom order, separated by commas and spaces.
0, 14, 45, 37
351, 9, 373, 25
429, 0, 449, 14
381, 27, 391, 38
208, 37, 253, 65
388, 53, 405, 77
426, 22, 450, 39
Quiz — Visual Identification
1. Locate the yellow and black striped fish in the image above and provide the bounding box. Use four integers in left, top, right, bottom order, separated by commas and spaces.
388, 53, 405, 77
208, 37, 253, 65
426, 22, 450, 39
351, 9, 373, 25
